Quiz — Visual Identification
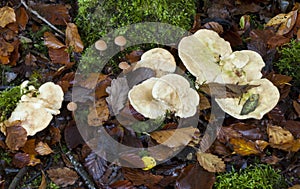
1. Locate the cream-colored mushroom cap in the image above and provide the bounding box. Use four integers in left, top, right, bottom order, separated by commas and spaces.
178, 29, 232, 84
152, 74, 199, 118
128, 78, 167, 119
215, 78, 279, 119
114, 36, 127, 47
219, 50, 265, 84
133, 48, 176, 77
38, 82, 64, 111
7, 102, 53, 136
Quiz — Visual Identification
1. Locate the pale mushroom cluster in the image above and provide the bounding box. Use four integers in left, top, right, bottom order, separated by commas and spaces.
178, 29, 280, 119
128, 48, 199, 119
0, 82, 64, 136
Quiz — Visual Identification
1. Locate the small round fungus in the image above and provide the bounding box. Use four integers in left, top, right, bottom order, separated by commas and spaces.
95, 39, 107, 55
114, 36, 127, 51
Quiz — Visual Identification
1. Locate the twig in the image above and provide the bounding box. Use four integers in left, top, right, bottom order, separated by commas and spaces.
20, 0, 65, 37
65, 151, 97, 189
8, 167, 28, 189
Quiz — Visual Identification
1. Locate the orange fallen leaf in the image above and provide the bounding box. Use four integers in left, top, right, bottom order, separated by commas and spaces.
35, 141, 53, 155
0, 6, 16, 28
196, 151, 225, 172
28, 154, 41, 166
229, 137, 261, 156
293, 100, 300, 117
65, 23, 84, 53
21, 139, 38, 155
15, 7, 28, 31
88, 98, 110, 126
150, 127, 199, 148
39, 171, 47, 189
47, 167, 79, 187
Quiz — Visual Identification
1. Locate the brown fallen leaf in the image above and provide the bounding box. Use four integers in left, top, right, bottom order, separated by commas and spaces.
203, 22, 224, 34
176, 163, 215, 189
77, 73, 108, 89
289, 184, 300, 189
12, 152, 30, 168
0, 37, 14, 65
5, 125, 27, 151
198, 93, 211, 110
47, 167, 79, 187
15, 7, 28, 31
229, 137, 262, 156
266, 10, 298, 35
150, 127, 199, 148
39, 171, 47, 189
0, 6, 16, 28
125, 50, 144, 63
44, 31, 65, 49
267, 125, 300, 152
267, 125, 294, 145
84, 152, 107, 188
123, 167, 163, 188
65, 23, 84, 53
35, 141, 53, 155
293, 101, 300, 117
88, 98, 110, 126
21, 139, 37, 155
32, 3, 71, 25
28, 154, 41, 166
196, 151, 225, 172
48, 47, 70, 64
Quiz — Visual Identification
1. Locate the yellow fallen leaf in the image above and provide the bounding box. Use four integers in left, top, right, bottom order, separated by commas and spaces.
0, 6, 16, 28
142, 156, 156, 170
265, 10, 298, 35
229, 137, 261, 156
196, 151, 225, 172
150, 127, 199, 148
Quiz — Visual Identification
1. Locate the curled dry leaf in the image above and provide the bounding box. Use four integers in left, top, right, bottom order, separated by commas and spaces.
65, 23, 84, 53
203, 22, 224, 34
229, 137, 262, 156
150, 127, 199, 148
5, 125, 27, 151
88, 98, 110, 126
35, 141, 53, 155
0, 6, 16, 28
15, 7, 28, 30
196, 152, 225, 172
0, 37, 14, 65
44, 32, 65, 49
47, 167, 79, 187
106, 77, 129, 115
266, 10, 298, 35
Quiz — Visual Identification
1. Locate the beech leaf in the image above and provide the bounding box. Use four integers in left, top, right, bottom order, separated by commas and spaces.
0, 6, 16, 28
196, 152, 225, 172
35, 141, 53, 155
88, 98, 110, 126
150, 127, 199, 148
65, 23, 84, 53
106, 77, 129, 115
5, 125, 27, 151
47, 167, 79, 187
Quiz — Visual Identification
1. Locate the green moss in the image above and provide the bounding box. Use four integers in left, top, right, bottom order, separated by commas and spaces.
131, 116, 164, 134
275, 39, 300, 86
214, 164, 287, 189
75, 0, 196, 47
0, 86, 23, 122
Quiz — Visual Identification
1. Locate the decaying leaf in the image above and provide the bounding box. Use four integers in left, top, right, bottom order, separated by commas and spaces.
240, 94, 259, 115
293, 101, 300, 117
5, 125, 27, 151
39, 171, 47, 189
28, 154, 41, 166
267, 125, 294, 145
65, 23, 84, 53
229, 137, 262, 156
12, 152, 30, 168
150, 127, 199, 148
84, 152, 107, 187
0, 6, 16, 28
200, 82, 259, 98
203, 22, 224, 34
123, 167, 163, 188
196, 152, 225, 172
47, 167, 79, 187
198, 93, 211, 110
88, 98, 110, 126
265, 10, 298, 35
48, 47, 70, 64
106, 77, 129, 115
267, 125, 300, 152
35, 141, 53, 155
0, 37, 14, 65
176, 163, 215, 189
21, 139, 37, 155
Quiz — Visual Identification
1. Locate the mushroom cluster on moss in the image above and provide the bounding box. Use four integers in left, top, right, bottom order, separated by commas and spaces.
178, 29, 279, 119
1, 82, 64, 136
128, 74, 199, 119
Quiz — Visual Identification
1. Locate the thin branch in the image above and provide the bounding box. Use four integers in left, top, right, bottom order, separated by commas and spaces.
20, 0, 65, 37
8, 167, 28, 189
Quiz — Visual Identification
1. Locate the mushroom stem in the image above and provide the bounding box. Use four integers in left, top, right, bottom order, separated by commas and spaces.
114, 36, 127, 51
95, 39, 107, 56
